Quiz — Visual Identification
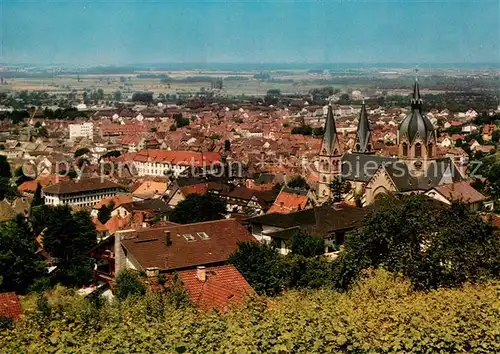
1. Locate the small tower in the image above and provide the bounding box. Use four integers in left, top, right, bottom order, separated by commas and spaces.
398, 70, 437, 160
353, 100, 374, 154
318, 104, 343, 202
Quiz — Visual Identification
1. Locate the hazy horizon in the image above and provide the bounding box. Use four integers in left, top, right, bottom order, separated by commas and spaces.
1, 0, 499, 66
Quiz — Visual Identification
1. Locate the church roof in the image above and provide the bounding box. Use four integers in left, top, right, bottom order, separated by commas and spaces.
398, 79, 435, 145
341, 153, 396, 182
384, 158, 463, 192
321, 105, 339, 155
354, 102, 373, 153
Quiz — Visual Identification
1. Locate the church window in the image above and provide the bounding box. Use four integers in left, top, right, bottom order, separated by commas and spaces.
367, 144, 372, 152
402, 143, 408, 156
355, 144, 360, 151
428, 143, 433, 158
415, 143, 422, 158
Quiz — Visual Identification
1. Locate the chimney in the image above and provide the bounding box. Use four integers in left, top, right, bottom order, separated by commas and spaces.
164, 230, 172, 247
196, 266, 206, 282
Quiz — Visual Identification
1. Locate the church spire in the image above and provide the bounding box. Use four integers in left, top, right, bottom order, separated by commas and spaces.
321, 103, 341, 156
410, 68, 423, 110
354, 100, 373, 154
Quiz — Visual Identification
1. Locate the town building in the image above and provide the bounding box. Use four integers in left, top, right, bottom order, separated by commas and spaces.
69, 122, 94, 141
43, 178, 126, 207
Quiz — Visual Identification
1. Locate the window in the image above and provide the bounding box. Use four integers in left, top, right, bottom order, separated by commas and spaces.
183, 234, 195, 241
428, 143, 433, 158
355, 144, 360, 151
197, 232, 209, 240
402, 143, 408, 156
415, 143, 422, 158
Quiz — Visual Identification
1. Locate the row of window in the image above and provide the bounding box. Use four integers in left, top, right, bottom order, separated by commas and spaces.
401, 143, 433, 158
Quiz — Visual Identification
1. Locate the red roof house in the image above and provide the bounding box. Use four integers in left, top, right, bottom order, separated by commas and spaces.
178, 265, 255, 312
0, 292, 22, 320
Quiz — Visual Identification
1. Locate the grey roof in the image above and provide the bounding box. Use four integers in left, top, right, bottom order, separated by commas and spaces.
354, 102, 373, 154
249, 204, 371, 239
398, 80, 435, 145
341, 153, 396, 182
122, 199, 172, 214
384, 158, 463, 192
321, 105, 338, 155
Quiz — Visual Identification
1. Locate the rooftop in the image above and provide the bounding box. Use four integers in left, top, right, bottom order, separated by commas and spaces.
43, 178, 125, 195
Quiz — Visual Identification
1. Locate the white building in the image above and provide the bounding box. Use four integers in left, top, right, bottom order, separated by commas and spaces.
69, 122, 94, 141
43, 178, 125, 207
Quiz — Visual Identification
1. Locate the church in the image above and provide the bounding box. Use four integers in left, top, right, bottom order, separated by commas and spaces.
317, 78, 464, 205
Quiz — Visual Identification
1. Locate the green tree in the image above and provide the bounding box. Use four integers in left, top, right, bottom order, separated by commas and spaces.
74, 148, 90, 158
329, 177, 351, 203
333, 194, 500, 291
224, 139, 231, 152
290, 230, 324, 257
113, 90, 122, 101
31, 183, 44, 208
115, 269, 145, 301
43, 206, 97, 286
0, 155, 11, 178
169, 193, 226, 224
287, 176, 310, 190
97, 201, 114, 224
229, 241, 288, 295
0, 215, 46, 293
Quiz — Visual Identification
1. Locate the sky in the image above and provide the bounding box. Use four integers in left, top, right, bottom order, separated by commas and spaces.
0, 0, 499, 65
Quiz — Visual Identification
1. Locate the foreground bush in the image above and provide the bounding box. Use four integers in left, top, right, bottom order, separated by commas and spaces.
1, 269, 499, 353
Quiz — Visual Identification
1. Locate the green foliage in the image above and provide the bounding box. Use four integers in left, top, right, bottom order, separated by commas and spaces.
31, 183, 44, 208
291, 125, 312, 135
0, 155, 12, 178
2, 270, 499, 353
164, 273, 190, 309
286, 175, 309, 190
329, 177, 351, 203
333, 194, 500, 291
74, 148, 90, 158
97, 201, 114, 225
42, 206, 97, 286
115, 269, 146, 301
229, 241, 288, 296
101, 150, 121, 160
0, 215, 46, 293
173, 113, 190, 128
290, 230, 324, 257
169, 193, 226, 224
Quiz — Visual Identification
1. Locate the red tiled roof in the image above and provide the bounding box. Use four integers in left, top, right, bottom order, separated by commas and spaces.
179, 265, 255, 312
180, 183, 208, 197
0, 292, 22, 320
121, 219, 256, 271
93, 194, 133, 209
18, 180, 38, 193
432, 181, 486, 204
131, 149, 221, 167
268, 189, 309, 214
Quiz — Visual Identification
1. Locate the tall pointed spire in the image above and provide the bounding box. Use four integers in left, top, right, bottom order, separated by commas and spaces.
411, 67, 423, 110
354, 100, 373, 154
321, 103, 340, 156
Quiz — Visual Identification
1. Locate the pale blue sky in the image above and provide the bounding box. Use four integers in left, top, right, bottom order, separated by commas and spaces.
1, 0, 498, 64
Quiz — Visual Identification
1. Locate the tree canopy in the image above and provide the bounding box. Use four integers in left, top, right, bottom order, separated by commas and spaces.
169, 193, 226, 224
333, 194, 500, 290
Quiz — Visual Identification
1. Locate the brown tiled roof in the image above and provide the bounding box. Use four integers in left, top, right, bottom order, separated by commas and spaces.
179, 265, 255, 312
0, 292, 22, 320
431, 181, 486, 204
43, 178, 125, 195
121, 219, 256, 271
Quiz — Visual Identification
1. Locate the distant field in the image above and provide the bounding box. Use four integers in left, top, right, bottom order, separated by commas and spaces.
1, 67, 498, 98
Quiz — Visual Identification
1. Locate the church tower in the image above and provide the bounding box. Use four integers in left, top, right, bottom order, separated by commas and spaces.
318, 104, 343, 201
353, 101, 374, 154
397, 75, 437, 160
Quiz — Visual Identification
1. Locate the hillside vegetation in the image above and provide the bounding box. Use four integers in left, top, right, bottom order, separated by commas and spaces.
1, 269, 499, 353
